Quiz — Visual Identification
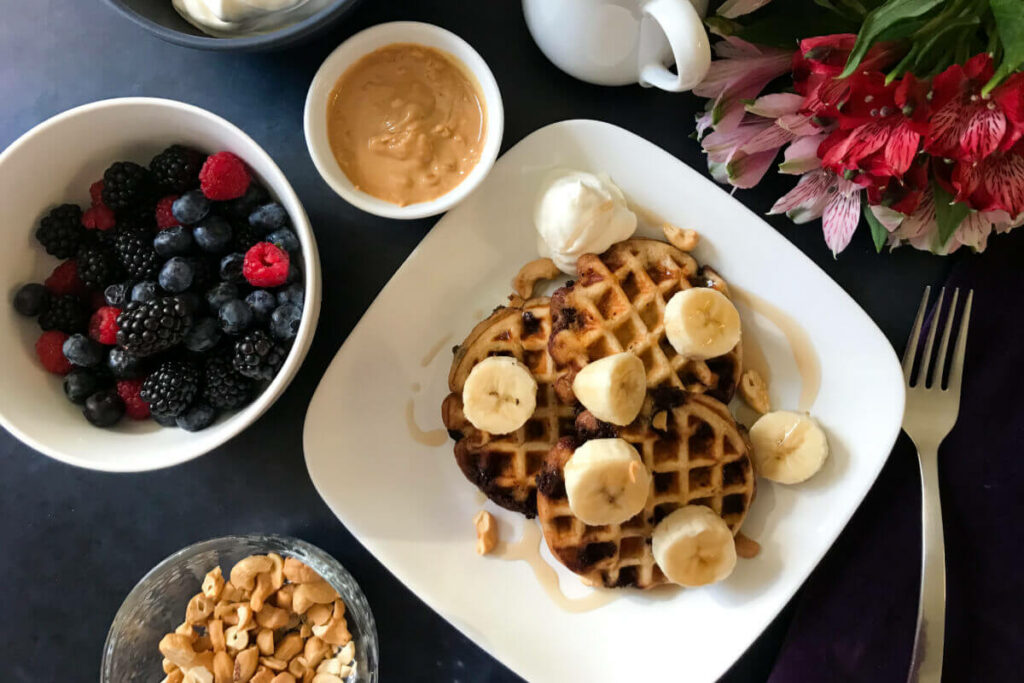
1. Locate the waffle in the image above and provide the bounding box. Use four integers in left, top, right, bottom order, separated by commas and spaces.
549, 238, 742, 405
536, 391, 755, 589
441, 297, 576, 517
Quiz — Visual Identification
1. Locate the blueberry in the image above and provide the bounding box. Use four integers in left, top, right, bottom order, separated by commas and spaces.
172, 190, 210, 225
178, 291, 203, 316
159, 257, 194, 293
176, 403, 218, 432
154, 225, 194, 257
152, 411, 178, 427
220, 253, 245, 283
248, 203, 288, 233
218, 299, 253, 335
206, 282, 239, 314
13, 283, 49, 317
83, 389, 125, 427
107, 347, 143, 379
193, 216, 233, 253
132, 281, 158, 303
276, 283, 304, 308
286, 262, 303, 285
270, 303, 302, 341
63, 333, 104, 367
221, 182, 269, 220
266, 228, 300, 254
184, 317, 222, 353
104, 282, 132, 308
63, 368, 102, 404
245, 290, 276, 323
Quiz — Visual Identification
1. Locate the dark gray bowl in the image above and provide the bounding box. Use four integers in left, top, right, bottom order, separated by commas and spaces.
103, 0, 363, 51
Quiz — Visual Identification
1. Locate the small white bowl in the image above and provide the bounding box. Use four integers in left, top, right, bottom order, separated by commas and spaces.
304, 21, 504, 220
0, 98, 322, 472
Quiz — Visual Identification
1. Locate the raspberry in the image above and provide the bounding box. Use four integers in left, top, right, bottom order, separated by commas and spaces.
116, 379, 151, 420
82, 204, 116, 231
35, 331, 73, 375
155, 195, 180, 229
243, 242, 290, 288
200, 152, 251, 201
44, 260, 86, 296
89, 306, 121, 345
89, 180, 105, 205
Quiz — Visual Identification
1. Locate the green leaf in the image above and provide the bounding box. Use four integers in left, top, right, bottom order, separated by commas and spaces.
985, 0, 1024, 93
863, 203, 889, 253
839, 0, 945, 78
932, 179, 970, 247
908, 16, 981, 77
727, 0, 861, 48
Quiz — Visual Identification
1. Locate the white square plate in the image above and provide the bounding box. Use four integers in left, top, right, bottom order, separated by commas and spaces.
303, 120, 904, 683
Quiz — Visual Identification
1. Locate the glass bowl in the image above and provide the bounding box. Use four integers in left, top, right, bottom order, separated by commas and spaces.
101, 535, 378, 682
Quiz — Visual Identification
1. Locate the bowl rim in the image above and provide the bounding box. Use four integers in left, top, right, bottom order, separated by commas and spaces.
0, 97, 321, 473
303, 21, 505, 220
101, 0, 363, 51
100, 534, 380, 681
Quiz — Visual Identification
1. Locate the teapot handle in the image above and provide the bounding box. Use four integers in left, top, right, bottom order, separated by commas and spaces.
638, 0, 711, 92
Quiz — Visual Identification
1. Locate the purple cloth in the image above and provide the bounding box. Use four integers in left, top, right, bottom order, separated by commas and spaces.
768, 235, 1024, 682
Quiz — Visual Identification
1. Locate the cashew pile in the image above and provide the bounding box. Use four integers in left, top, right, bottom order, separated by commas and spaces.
158, 554, 357, 683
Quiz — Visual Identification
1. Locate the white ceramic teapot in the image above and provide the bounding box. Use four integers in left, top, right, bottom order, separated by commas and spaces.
523, 0, 711, 91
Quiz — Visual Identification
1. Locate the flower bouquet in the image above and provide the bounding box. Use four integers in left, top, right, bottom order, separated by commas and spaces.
695, 0, 1024, 254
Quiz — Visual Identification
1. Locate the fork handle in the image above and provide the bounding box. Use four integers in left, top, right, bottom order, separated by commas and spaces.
908, 446, 947, 682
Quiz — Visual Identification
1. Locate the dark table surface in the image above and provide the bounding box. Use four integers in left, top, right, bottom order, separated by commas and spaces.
0, 1, 990, 681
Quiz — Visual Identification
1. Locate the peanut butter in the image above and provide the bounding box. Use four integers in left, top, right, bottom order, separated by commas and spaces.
326, 43, 486, 206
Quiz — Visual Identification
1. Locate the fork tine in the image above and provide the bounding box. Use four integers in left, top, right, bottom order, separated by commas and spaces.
915, 288, 945, 387
903, 286, 931, 381
947, 289, 973, 394
929, 288, 959, 388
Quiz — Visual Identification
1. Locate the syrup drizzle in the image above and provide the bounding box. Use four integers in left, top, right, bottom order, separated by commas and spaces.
405, 398, 447, 447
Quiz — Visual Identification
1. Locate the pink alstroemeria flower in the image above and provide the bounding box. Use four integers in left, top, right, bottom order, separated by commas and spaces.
769, 169, 862, 254
693, 37, 793, 134
870, 191, 1023, 253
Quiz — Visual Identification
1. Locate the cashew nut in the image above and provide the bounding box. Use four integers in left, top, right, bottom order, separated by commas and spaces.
230, 556, 274, 592
183, 666, 214, 683
473, 510, 497, 555
224, 625, 249, 652
336, 642, 354, 667
160, 633, 198, 670
214, 602, 244, 625
260, 656, 288, 672
273, 584, 295, 611
661, 223, 700, 252
250, 572, 275, 613
213, 651, 234, 683
187, 593, 215, 625
311, 675, 344, 683
270, 674, 297, 683
267, 553, 285, 591
176, 621, 196, 640
221, 582, 246, 603
282, 558, 321, 584
288, 656, 309, 678
512, 257, 561, 299
256, 628, 275, 656
164, 658, 177, 674
249, 667, 275, 683
291, 581, 338, 615
233, 646, 259, 682
164, 671, 185, 683
311, 601, 350, 646
202, 567, 225, 601
305, 604, 332, 627
299, 623, 312, 639
256, 604, 290, 630
274, 633, 303, 662
302, 638, 328, 670
236, 605, 255, 631
209, 620, 226, 653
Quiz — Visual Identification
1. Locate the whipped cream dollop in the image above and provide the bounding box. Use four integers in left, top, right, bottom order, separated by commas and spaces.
534, 170, 638, 274
173, 0, 309, 36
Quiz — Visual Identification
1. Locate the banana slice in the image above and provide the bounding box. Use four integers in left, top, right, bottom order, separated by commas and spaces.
663, 287, 741, 360
748, 411, 829, 484
564, 438, 651, 526
652, 505, 737, 587
571, 352, 646, 426
462, 356, 538, 435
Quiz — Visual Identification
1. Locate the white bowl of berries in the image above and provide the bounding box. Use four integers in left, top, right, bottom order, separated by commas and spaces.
0, 97, 321, 472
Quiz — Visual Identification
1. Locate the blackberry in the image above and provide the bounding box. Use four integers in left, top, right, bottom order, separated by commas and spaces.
38, 294, 87, 333
149, 144, 203, 193
114, 225, 160, 279
102, 161, 155, 211
115, 296, 192, 356
203, 354, 254, 410
76, 243, 122, 290
140, 360, 200, 418
233, 329, 288, 380
36, 204, 85, 258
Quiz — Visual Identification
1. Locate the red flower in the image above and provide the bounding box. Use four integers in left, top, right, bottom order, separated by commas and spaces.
866, 156, 930, 216
925, 54, 1024, 162
819, 72, 930, 182
950, 141, 1024, 217
794, 34, 903, 118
